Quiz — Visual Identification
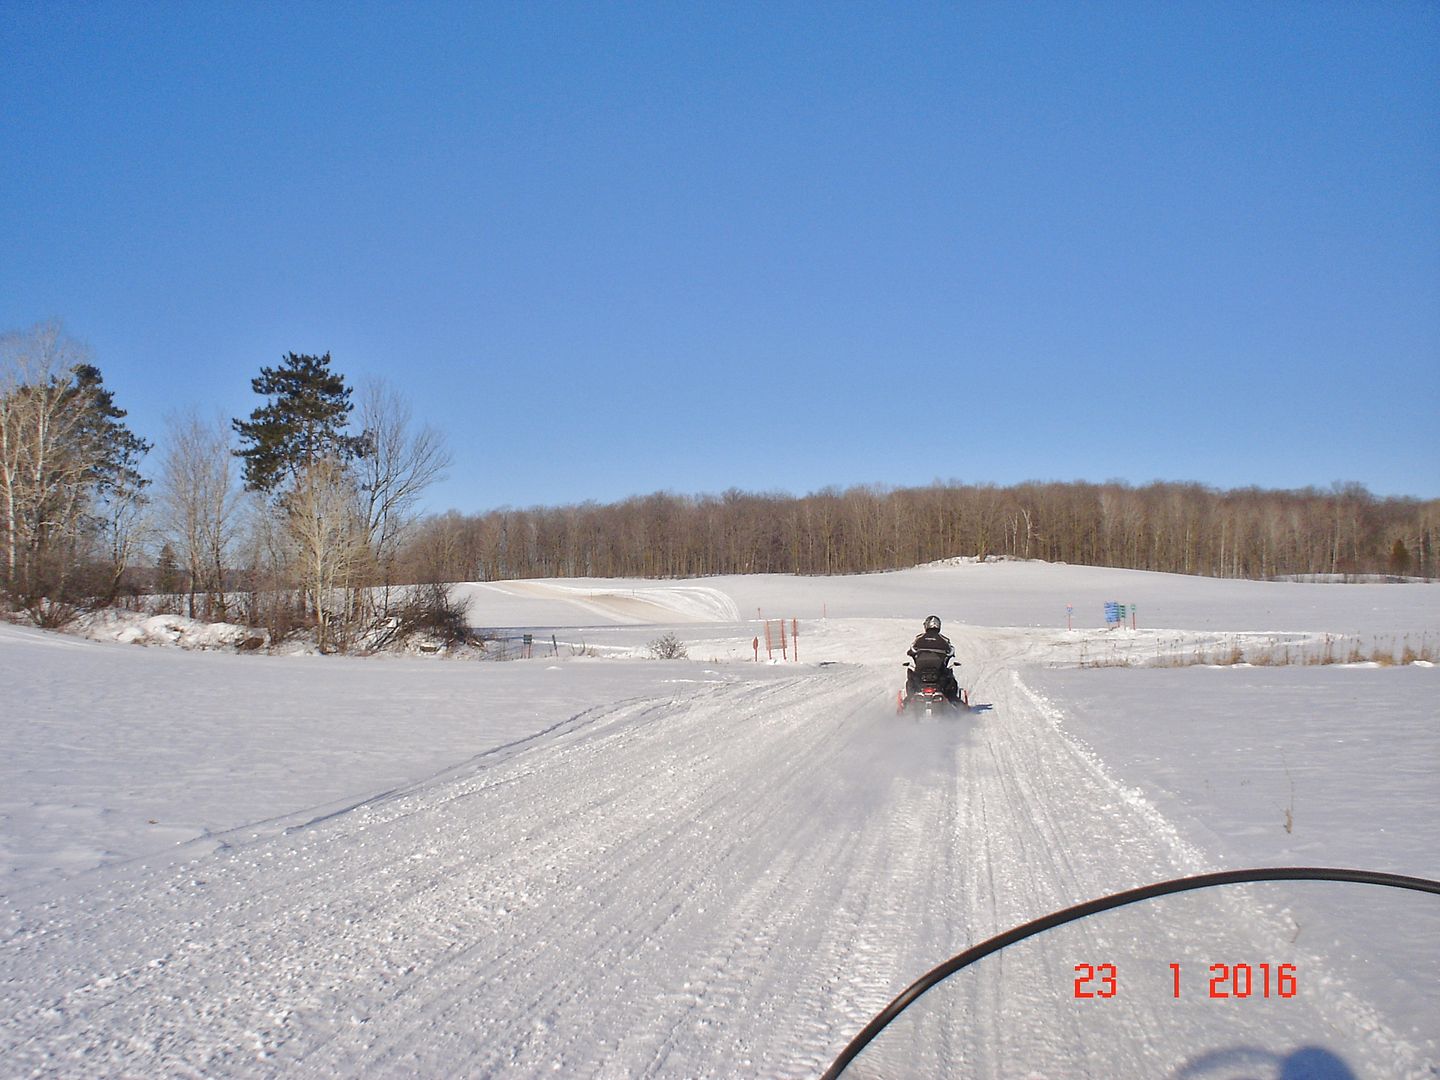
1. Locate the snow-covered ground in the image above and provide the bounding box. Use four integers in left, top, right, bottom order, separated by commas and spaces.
1, 561, 1436, 1078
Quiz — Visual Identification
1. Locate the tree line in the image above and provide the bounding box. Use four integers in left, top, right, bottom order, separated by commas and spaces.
2, 319, 1434, 648
396, 482, 1437, 585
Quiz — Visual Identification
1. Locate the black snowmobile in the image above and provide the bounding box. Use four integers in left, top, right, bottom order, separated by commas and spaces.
897, 648, 967, 717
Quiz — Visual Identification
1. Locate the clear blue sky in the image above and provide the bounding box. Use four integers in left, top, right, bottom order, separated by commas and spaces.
3, 1, 1437, 511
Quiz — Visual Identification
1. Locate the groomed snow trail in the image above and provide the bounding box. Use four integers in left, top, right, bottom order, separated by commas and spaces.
1, 635, 1429, 1077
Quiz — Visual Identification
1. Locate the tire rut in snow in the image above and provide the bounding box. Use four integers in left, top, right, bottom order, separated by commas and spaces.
1, 669, 925, 1077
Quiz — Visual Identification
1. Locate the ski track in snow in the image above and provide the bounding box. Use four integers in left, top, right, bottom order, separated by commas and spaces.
1, 570, 1436, 1078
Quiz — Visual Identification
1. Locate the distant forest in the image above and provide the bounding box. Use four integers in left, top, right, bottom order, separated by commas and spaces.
398, 481, 1438, 584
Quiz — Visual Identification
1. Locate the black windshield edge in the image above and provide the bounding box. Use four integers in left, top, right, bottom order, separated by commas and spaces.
821, 866, 1440, 1080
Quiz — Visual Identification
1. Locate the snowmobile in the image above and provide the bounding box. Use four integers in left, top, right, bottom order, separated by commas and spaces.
897, 653, 967, 717
821, 866, 1440, 1079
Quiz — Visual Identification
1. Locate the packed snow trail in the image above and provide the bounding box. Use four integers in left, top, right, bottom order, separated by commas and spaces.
1, 638, 1431, 1076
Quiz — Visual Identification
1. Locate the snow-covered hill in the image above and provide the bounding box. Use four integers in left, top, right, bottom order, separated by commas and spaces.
1, 562, 1436, 1077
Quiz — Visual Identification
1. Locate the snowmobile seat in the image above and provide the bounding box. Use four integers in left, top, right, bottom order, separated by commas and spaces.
912, 649, 946, 685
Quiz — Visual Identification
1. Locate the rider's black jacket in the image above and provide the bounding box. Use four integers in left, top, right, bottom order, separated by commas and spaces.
908, 630, 954, 662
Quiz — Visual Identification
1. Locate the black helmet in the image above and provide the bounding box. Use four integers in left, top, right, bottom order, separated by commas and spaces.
923, 614, 941, 633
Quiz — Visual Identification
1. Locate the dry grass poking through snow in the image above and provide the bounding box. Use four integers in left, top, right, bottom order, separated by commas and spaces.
1082, 632, 1438, 669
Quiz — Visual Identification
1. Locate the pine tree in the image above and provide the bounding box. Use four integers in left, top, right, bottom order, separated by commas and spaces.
1390, 538, 1412, 576
69, 363, 151, 499
156, 541, 181, 595
232, 352, 367, 494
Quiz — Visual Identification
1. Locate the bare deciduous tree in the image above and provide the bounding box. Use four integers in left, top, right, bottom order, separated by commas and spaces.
157, 411, 241, 618
286, 457, 369, 651
355, 380, 450, 588
95, 470, 150, 605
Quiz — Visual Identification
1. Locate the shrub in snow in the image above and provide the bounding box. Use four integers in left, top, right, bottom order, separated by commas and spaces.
648, 632, 688, 659
366, 583, 473, 652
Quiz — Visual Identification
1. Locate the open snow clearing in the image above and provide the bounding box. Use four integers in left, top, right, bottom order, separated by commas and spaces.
1, 564, 1436, 1077
456, 580, 742, 626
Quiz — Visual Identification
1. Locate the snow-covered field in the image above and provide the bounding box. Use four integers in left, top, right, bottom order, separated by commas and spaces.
1, 561, 1436, 1078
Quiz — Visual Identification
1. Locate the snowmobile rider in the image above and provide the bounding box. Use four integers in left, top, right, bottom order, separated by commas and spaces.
906, 614, 961, 704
